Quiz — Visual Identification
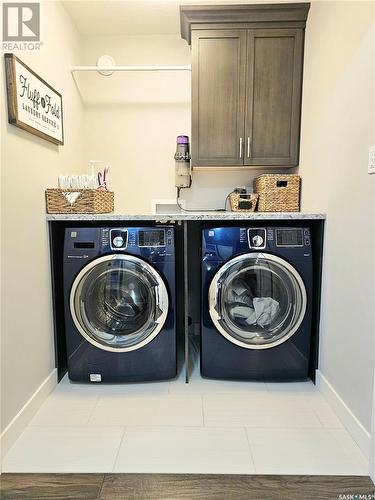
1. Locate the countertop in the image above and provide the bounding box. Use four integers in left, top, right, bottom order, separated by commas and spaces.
46, 212, 326, 222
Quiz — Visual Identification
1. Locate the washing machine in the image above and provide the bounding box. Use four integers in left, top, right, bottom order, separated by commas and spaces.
63, 226, 176, 382
201, 226, 313, 381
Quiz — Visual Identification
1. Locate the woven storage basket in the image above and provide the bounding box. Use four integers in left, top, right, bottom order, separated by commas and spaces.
229, 193, 258, 212
254, 174, 300, 212
46, 188, 114, 214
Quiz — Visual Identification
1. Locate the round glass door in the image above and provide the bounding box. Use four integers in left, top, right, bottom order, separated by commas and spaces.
70, 254, 168, 352
209, 253, 307, 350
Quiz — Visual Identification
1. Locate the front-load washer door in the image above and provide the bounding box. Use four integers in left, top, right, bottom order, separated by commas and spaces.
70, 254, 169, 352
209, 253, 307, 350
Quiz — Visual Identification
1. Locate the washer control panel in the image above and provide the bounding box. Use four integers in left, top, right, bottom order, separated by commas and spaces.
248, 228, 266, 249
110, 229, 128, 250
102, 227, 174, 253
64, 227, 175, 263
139, 229, 165, 247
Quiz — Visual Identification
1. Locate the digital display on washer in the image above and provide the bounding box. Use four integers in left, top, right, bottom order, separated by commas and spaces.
138, 230, 165, 247
276, 229, 303, 247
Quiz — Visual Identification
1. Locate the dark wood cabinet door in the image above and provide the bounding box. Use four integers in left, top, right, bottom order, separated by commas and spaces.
192, 30, 246, 166
245, 29, 304, 166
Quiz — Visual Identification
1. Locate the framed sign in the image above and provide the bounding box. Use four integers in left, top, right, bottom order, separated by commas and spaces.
4, 54, 64, 145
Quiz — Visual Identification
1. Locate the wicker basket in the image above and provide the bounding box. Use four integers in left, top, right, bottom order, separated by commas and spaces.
46, 188, 114, 214
229, 193, 259, 212
254, 174, 300, 212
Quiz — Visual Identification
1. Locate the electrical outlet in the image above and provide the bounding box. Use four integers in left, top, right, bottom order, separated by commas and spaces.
368, 145, 375, 174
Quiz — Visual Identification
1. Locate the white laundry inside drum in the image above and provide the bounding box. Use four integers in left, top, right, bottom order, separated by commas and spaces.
209, 253, 307, 349
230, 297, 280, 327
226, 277, 282, 340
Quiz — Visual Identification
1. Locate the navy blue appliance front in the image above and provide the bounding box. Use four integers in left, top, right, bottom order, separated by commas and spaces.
201, 226, 313, 381
63, 226, 176, 383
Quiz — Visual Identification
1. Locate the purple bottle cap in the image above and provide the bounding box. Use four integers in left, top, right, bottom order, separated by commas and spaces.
177, 135, 189, 144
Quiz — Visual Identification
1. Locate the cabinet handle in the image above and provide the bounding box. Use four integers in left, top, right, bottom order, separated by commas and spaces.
239, 138, 243, 158
247, 137, 251, 158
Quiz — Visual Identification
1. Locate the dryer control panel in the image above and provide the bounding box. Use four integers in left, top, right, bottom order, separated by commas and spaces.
248, 228, 266, 249
275, 228, 307, 247
203, 226, 311, 262
247, 227, 310, 249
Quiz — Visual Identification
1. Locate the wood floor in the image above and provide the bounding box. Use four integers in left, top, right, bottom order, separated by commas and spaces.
1, 473, 374, 500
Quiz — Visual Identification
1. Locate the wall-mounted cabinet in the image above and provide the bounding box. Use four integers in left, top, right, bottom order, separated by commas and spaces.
180, 3, 310, 168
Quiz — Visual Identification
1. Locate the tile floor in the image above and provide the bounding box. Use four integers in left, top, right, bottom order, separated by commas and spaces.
2, 360, 369, 475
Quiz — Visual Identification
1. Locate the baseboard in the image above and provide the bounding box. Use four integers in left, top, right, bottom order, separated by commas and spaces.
316, 370, 371, 461
0, 369, 57, 466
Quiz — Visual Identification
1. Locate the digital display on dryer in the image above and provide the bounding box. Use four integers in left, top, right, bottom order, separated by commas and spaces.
276, 229, 303, 247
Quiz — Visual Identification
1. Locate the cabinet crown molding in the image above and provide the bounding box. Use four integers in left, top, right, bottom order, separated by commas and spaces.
180, 2, 310, 44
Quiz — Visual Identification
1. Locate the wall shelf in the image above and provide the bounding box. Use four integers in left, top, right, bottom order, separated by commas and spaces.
70, 63, 191, 104
71, 65, 191, 74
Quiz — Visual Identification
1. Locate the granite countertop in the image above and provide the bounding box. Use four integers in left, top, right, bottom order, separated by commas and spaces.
46, 212, 326, 222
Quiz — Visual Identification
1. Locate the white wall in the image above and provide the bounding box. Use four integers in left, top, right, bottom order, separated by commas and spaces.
299, 1, 375, 434
0, 0, 83, 453
79, 34, 189, 212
